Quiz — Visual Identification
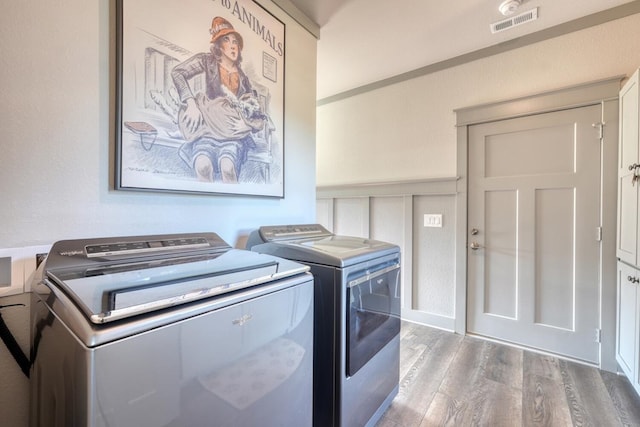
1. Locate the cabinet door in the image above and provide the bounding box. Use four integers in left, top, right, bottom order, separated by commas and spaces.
616, 262, 640, 396
617, 262, 638, 378
618, 69, 640, 265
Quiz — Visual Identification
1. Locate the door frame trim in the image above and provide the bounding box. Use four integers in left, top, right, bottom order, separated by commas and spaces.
454, 76, 622, 371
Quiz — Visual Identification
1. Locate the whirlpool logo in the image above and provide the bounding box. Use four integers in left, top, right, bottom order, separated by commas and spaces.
58, 250, 84, 257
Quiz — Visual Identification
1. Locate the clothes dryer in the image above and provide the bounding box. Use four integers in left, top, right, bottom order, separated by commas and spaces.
247, 224, 400, 427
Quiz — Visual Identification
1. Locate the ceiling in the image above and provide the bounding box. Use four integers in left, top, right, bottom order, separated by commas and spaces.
287, 0, 637, 99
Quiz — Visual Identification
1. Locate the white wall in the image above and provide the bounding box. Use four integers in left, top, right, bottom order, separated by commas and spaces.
317, 13, 640, 185
0, 0, 317, 249
0, 1, 317, 426
316, 12, 640, 370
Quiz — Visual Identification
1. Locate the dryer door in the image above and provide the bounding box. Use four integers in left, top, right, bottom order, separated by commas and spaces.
346, 260, 400, 376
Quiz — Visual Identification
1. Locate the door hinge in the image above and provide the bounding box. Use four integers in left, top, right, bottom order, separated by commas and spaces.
595, 328, 601, 343
596, 226, 602, 242
592, 122, 604, 139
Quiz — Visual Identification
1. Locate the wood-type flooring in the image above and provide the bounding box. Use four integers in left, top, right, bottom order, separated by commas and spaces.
377, 321, 640, 427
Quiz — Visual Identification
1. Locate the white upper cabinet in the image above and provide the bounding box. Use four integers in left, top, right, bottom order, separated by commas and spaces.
618, 69, 640, 266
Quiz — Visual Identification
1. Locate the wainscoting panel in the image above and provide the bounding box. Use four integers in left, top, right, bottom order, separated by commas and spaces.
316, 198, 334, 231
317, 178, 459, 331
413, 194, 456, 324
334, 198, 369, 237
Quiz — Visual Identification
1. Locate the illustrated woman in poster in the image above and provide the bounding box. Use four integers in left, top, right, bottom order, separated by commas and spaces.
171, 17, 266, 183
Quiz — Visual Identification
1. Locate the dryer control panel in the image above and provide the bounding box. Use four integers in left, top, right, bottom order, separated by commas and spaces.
258, 224, 333, 241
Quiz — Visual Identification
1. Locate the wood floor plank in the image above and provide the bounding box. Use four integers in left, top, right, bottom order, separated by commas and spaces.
470, 378, 522, 427
379, 327, 463, 427
399, 321, 420, 339
426, 338, 522, 426
559, 359, 622, 427
600, 370, 640, 427
481, 340, 523, 390
374, 417, 402, 427
522, 352, 573, 427
523, 351, 565, 382
377, 323, 640, 427
422, 376, 522, 426
436, 337, 487, 394
398, 322, 443, 380
418, 391, 467, 427
437, 337, 522, 395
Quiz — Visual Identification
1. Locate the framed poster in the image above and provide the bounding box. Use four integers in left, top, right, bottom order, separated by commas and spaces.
115, 0, 285, 197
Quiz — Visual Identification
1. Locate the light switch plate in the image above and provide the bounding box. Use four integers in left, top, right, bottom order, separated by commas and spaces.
424, 214, 443, 228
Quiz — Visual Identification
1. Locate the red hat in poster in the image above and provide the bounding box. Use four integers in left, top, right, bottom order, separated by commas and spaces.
209, 16, 243, 50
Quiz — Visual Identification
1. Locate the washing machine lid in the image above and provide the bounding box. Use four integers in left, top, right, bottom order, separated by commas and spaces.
42, 233, 309, 324
251, 225, 399, 267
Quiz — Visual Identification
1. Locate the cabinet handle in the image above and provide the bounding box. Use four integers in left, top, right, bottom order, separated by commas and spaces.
628, 275, 640, 284
630, 164, 640, 186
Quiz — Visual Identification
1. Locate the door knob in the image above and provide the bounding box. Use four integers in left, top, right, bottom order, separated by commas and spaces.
470, 242, 482, 250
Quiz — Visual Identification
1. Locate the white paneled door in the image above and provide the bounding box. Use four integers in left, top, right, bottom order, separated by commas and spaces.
467, 104, 603, 364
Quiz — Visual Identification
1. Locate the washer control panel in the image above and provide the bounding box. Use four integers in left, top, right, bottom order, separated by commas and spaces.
85, 237, 211, 258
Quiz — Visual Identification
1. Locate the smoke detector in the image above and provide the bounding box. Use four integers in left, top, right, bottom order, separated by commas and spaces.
499, 0, 522, 16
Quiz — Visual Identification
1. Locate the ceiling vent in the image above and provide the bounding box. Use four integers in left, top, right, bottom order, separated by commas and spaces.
490, 7, 538, 34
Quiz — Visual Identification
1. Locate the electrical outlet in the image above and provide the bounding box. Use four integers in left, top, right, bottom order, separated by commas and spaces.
23, 245, 51, 292
0, 244, 52, 296
36, 253, 48, 268
0, 249, 25, 297
0, 257, 12, 288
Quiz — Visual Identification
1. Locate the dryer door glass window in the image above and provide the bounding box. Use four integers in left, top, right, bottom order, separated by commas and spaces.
346, 261, 400, 376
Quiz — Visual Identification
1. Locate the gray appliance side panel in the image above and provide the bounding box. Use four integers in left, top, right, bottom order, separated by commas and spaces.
31, 276, 314, 427
30, 293, 93, 427
305, 263, 341, 427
